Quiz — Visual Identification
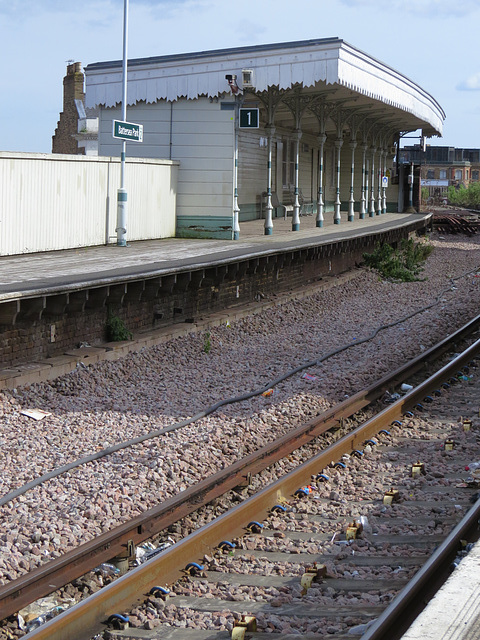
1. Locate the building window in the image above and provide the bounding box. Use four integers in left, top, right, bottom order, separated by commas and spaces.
472, 170, 479, 181
455, 169, 463, 180
282, 140, 295, 188
439, 169, 447, 179
427, 169, 435, 179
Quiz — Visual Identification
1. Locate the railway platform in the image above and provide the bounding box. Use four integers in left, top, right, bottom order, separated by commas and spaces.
0, 211, 433, 388
0, 212, 429, 300
401, 537, 480, 640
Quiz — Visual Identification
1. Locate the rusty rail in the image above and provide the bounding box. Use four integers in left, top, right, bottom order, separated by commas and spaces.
2, 312, 480, 619
432, 212, 480, 235
22, 335, 480, 640
361, 495, 480, 640
0, 311, 476, 623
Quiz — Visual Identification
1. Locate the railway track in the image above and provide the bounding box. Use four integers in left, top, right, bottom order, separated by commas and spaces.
0, 312, 477, 625
432, 211, 480, 235
6, 317, 479, 640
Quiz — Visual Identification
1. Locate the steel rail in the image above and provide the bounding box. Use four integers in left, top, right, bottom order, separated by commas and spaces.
22, 335, 480, 640
1, 313, 479, 620
361, 496, 480, 640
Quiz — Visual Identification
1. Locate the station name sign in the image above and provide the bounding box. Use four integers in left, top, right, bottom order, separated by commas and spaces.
113, 120, 144, 142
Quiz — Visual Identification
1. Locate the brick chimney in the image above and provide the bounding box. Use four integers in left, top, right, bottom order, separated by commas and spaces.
52, 62, 85, 154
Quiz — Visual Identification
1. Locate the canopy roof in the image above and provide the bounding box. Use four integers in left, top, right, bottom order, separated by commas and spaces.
85, 38, 445, 138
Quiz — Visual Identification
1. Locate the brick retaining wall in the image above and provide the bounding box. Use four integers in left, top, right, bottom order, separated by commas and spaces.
0, 224, 422, 369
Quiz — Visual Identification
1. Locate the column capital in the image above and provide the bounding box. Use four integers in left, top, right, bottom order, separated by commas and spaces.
349, 140, 357, 150
318, 133, 327, 145
265, 124, 276, 137
335, 138, 344, 150
294, 128, 303, 141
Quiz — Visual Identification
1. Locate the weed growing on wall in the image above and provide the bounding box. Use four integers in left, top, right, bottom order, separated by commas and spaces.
106, 311, 133, 342
363, 238, 433, 282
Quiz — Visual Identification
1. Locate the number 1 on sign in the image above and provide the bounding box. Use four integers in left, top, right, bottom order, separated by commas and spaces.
239, 108, 259, 128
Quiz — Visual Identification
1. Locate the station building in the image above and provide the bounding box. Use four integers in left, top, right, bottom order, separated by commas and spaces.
85, 38, 445, 240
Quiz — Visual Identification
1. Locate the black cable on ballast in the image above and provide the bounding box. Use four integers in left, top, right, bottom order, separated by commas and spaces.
1, 264, 479, 508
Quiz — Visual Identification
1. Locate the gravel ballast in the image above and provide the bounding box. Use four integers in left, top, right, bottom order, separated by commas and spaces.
0, 232, 479, 588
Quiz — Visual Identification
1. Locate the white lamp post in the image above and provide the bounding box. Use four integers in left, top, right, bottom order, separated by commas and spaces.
116, 0, 129, 247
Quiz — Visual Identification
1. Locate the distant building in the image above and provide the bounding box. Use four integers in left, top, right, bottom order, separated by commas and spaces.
401, 145, 480, 198
52, 62, 98, 156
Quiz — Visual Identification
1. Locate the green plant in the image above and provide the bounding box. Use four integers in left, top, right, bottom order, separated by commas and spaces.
447, 182, 480, 208
106, 312, 133, 341
203, 331, 212, 354
362, 238, 433, 282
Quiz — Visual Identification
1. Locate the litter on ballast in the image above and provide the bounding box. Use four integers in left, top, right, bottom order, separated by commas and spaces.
95, 563, 121, 577
302, 372, 317, 381
18, 596, 75, 633
135, 538, 175, 565
20, 409, 52, 421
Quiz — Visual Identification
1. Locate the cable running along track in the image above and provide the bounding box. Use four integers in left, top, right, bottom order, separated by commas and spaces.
8, 314, 480, 640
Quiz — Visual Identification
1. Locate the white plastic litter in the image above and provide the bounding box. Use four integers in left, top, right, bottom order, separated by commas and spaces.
20, 409, 51, 421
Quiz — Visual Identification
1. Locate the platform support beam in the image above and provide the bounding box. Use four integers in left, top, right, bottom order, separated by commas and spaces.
365, 153, 370, 217
316, 133, 326, 228
369, 147, 376, 217
264, 124, 275, 236
334, 138, 343, 224
382, 147, 388, 214
377, 149, 383, 216
360, 143, 367, 219
348, 140, 357, 222
292, 129, 302, 231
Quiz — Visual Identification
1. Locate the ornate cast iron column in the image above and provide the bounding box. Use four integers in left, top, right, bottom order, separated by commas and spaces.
348, 139, 357, 222
365, 153, 369, 217
360, 143, 367, 219
316, 133, 327, 228
258, 87, 284, 236
377, 149, 383, 216
369, 147, 376, 217
334, 138, 343, 224
382, 148, 388, 214
292, 129, 302, 231
264, 124, 276, 236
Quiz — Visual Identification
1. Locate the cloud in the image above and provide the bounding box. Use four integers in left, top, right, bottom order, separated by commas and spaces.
236, 19, 267, 43
339, 0, 480, 17
0, 0, 67, 15
0, 0, 194, 17
457, 73, 480, 91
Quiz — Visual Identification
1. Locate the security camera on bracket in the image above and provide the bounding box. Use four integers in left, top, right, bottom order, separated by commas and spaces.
225, 74, 240, 94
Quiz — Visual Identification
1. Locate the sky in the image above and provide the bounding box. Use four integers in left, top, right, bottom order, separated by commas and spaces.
1, 0, 480, 154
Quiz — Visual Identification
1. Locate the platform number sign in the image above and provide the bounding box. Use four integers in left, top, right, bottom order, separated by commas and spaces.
239, 108, 259, 129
